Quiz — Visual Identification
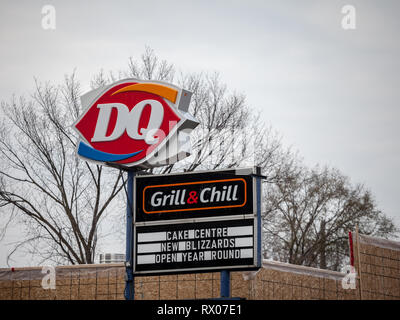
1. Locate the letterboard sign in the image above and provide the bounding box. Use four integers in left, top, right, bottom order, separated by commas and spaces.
133, 167, 262, 275
135, 219, 255, 273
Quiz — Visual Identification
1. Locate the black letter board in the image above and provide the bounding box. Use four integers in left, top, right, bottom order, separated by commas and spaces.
133, 167, 262, 275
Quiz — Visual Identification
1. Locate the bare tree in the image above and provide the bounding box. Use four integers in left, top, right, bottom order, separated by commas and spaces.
0, 47, 289, 265
263, 165, 398, 271
0, 74, 125, 265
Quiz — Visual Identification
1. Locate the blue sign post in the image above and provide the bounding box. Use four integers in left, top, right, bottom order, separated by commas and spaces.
124, 170, 135, 300
220, 270, 231, 298
256, 173, 262, 269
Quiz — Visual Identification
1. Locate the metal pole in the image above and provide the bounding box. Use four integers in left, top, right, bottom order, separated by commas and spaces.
256, 174, 262, 267
220, 270, 230, 298
125, 170, 135, 300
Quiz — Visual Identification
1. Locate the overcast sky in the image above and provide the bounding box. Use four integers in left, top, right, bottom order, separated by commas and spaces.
0, 0, 399, 267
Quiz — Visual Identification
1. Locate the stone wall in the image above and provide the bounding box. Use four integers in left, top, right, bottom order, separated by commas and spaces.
354, 233, 400, 299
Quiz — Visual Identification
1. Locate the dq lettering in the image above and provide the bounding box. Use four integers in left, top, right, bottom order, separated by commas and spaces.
92, 100, 164, 144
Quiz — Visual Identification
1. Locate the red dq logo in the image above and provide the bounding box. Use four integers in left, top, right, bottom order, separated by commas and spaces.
73, 79, 199, 168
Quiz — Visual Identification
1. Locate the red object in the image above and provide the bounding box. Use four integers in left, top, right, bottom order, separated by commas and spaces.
348, 231, 355, 266
75, 82, 180, 165
11, 267, 15, 272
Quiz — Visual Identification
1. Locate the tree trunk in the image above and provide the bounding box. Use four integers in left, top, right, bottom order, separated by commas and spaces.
319, 220, 327, 269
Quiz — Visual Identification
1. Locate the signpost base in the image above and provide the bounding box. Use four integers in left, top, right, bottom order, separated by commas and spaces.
220, 270, 230, 298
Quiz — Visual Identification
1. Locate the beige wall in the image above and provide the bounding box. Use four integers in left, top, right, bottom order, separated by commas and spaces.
0, 233, 399, 300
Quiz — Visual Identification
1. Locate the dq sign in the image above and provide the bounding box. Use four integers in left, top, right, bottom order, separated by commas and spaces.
73, 79, 199, 168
